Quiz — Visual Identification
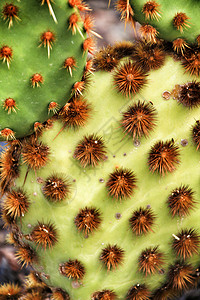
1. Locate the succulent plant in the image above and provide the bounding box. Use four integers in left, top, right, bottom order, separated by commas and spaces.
0, 0, 96, 140
1, 38, 200, 300
115, 0, 200, 45
115, 0, 200, 79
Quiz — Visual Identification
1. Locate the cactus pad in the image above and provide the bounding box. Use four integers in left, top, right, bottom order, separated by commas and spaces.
117, 0, 200, 45
0, 0, 91, 140
1, 46, 200, 300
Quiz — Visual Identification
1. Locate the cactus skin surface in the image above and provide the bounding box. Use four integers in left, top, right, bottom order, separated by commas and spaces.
1, 47, 200, 299
0, 0, 89, 140
126, 0, 200, 44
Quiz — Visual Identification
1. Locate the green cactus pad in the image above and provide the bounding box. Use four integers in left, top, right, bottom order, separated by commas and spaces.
0, 0, 90, 140
127, 0, 200, 44
1, 51, 200, 300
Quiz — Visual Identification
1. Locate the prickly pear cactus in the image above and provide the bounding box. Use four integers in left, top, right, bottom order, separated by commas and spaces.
1, 42, 200, 300
0, 0, 94, 140
116, 0, 200, 45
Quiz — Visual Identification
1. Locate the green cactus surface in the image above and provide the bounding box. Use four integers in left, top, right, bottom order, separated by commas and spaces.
127, 0, 200, 44
0, 0, 91, 140
1, 47, 200, 300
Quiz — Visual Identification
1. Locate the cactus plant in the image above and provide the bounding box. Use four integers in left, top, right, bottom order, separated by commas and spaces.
1, 39, 200, 299
115, 0, 200, 45
0, 0, 95, 141
115, 0, 200, 79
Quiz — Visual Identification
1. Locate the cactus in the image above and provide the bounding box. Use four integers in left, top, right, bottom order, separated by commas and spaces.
1, 39, 200, 299
115, 0, 200, 45
0, 0, 95, 141
115, 0, 200, 79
